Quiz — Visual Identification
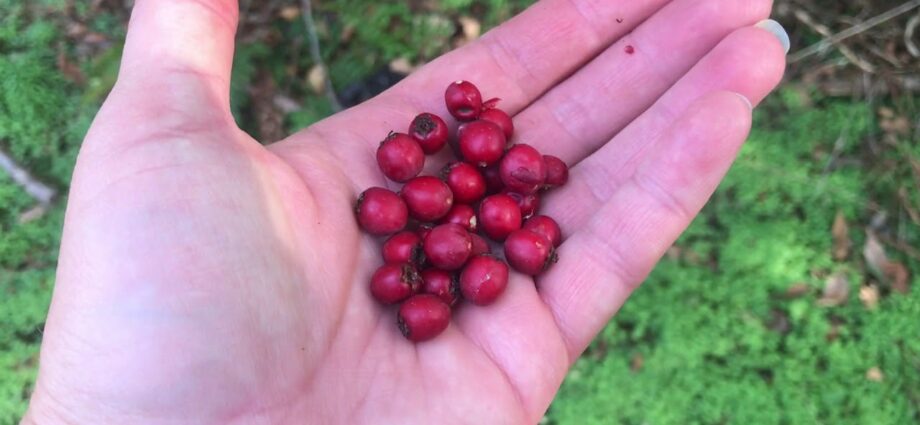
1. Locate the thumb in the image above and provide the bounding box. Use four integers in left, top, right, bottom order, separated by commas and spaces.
109, 0, 239, 123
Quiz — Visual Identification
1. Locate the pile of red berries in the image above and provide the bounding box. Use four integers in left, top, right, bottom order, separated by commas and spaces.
355, 81, 569, 342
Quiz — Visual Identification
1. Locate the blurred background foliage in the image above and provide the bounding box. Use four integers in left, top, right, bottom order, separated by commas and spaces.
1, 0, 918, 423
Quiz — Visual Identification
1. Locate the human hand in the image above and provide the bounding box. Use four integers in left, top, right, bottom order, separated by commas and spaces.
24, 0, 787, 423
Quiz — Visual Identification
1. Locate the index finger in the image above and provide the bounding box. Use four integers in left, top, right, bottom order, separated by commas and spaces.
307, 0, 674, 150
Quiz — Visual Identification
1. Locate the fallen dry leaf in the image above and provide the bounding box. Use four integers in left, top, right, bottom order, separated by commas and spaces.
458, 16, 481, 42
818, 272, 850, 307
784, 283, 811, 299
859, 284, 879, 309
832, 211, 850, 260
866, 367, 884, 382
82, 32, 108, 45
307, 64, 327, 95
340, 24, 356, 43
389, 57, 415, 75
279, 6, 300, 21
864, 230, 912, 293
272, 94, 302, 114
768, 310, 791, 334
249, 73, 284, 143
884, 262, 910, 294
57, 52, 85, 85
630, 353, 644, 372
863, 231, 888, 277
665, 246, 682, 261
18, 205, 48, 224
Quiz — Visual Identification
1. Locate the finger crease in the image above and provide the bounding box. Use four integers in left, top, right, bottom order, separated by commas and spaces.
632, 169, 692, 220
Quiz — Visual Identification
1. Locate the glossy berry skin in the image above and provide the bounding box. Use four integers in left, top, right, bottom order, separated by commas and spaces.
478, 194, 522, 241
504, 191, 540, 219
409, 113, 449, 154
356, 187, 408, 235
400, 176, 454, 222
445, 80, 483, 121
442, 162, 487, 204
543, 155, 569, 188
458, 121, 507, 167
459, 255, 510, 306
523, 215, 562, 247
423, 223, 472, 270
504, 229, 557, 276
382, 231, 423, 265
420, 269, 460, 306
479, 108, 514, 140
439, 204, 478, 232
469, 233, 492, 256
397, 294, 451, 342
376, 133, 424, 183
500, 144, 546, 194
371, 263, 421, 304
482, 163, 505, 195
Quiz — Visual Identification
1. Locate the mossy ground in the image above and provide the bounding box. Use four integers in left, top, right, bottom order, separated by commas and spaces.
1, 1, 917, 423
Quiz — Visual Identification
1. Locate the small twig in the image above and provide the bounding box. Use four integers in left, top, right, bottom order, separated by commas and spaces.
0, 148, 56, 205
790, 0, 920, 63
906, 12, 920, 57
300, 0, 342, 111
792, 8, 877, 73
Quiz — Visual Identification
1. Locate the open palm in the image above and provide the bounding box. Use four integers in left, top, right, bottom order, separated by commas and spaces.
25, 0, 786, 423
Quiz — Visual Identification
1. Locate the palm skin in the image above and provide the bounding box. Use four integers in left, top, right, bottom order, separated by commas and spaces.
24, 0, 787, 424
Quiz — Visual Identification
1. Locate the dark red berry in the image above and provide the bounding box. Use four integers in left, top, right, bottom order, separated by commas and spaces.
371, 263, 421, 304
458, 120, 506, 167
356, 187, 408, 235
445, 80, 483, 121
442, 162, 487, 204
420, 269, 460, 306
469, 233, 492, 256
500, 144, 546, 194
400, 176, 454, 222
479, 108, 514, 140
478, 194, 522, 241
397, 294, 451, 342
376, 133, 425, 183
482, 163, 505, 194
504, 191, 540, 219
439, 204, 477, 232
383, 231, 424, 264
459, 255, 509, 306
523, 215, 562, 247
423, 223, 472, 270
543, 155, 569, 188
504, 229, 557, 276
409, 113, 449, 154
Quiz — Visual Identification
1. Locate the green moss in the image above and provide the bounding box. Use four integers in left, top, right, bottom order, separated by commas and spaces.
2, 1, 919, 424
547, 93, 920, 425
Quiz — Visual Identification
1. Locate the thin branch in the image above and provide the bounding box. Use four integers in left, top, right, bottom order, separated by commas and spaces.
791, 8, 876, 73
0, 148, 56, 205
300, 0, 342, 111
906, 12, 920, 57
789, 0, 920, 63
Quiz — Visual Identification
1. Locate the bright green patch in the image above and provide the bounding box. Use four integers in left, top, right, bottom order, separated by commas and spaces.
547, 93, 920, 425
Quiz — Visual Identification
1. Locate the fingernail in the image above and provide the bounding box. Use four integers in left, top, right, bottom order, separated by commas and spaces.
733, 92, 753, 110
755, 19, 791, 54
